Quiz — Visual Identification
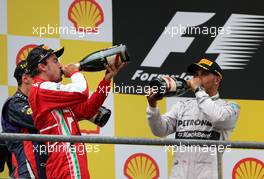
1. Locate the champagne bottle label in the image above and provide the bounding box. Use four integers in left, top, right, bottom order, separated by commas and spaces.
105, 54, 122, 66
163, 76, 177, 92
89, 106, 111, 127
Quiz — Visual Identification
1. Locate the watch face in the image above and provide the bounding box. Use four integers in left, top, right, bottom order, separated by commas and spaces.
195, 86, 202, 93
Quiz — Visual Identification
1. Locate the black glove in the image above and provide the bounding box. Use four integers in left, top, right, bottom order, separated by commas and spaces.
90, 106, 111, 127
0, 140, 9, 172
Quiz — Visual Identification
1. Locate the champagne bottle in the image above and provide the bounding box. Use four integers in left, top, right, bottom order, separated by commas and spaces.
89, 106, 111, 127
149, 76, 190, 98
76, 44, 130, 72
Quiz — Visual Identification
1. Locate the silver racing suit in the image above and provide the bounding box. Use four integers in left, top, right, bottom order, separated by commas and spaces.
146, 89, 240, 179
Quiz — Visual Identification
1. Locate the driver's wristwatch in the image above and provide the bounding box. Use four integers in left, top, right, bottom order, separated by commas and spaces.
194, 86, 203, 93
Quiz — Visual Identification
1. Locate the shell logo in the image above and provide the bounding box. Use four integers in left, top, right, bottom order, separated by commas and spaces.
124, 153, 160, 179
68, 0, 104, 32
232, 157, 264, 179
81, 126, 100, 134
16, 44, 37, 65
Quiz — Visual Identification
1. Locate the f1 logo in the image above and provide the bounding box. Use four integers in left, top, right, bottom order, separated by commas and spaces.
141, 11, 264, 69
141, 12, 215, 67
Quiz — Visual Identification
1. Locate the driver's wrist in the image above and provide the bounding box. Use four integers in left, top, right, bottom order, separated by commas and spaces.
104, 77, 112, 82
149, 101, 157, 108
105, 73, 114, 82
194, 86, 203, 93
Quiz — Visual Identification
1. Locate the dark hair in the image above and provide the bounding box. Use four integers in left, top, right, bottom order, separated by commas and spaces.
17, 78, 23, 86
30, 60, 47, 77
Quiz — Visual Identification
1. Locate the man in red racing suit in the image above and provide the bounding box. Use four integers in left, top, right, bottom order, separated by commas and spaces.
26, 44, 125, 179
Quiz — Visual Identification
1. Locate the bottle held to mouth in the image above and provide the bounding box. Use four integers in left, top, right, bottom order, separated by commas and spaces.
76, 44, 130, 72
149, 76, 190, 99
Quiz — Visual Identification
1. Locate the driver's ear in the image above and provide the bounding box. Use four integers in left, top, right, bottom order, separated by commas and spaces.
38, 63, 46, 72
215, 76, 221, 85
21, 74, 27, 84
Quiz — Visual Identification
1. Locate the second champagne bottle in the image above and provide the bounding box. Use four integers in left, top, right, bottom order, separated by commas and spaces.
149, 76, 190, 99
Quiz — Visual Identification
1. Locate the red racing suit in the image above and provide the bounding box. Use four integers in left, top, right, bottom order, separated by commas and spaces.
28, 72, 110, 179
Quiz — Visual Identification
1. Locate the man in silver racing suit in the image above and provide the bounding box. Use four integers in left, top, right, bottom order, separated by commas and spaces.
146, 58, 240, 179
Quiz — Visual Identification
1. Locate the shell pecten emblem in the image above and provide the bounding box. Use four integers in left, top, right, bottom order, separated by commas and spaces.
68, 0, 104, 32
124, 153, 160, 179
232, 157, 264, 179
16, 44, 37, 64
